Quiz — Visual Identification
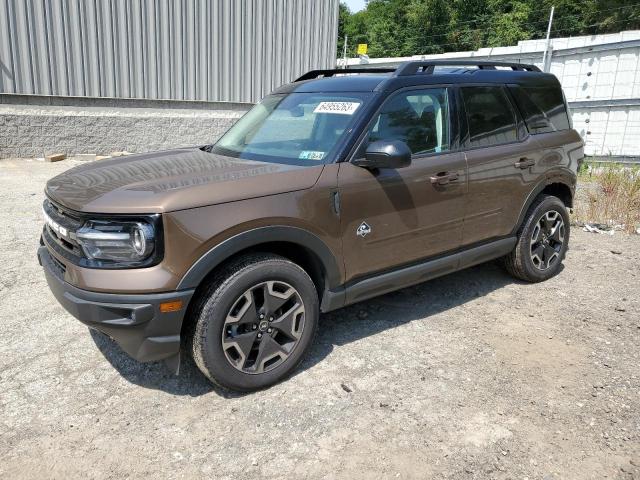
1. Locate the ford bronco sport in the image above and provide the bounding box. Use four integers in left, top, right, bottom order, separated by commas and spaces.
39, 60, 583, 391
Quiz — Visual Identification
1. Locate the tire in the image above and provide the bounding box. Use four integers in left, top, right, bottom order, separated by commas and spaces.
503, 194, 570, 282
190, 253, 318, 392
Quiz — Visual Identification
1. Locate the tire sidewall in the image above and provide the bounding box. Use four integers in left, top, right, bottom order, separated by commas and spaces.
196, 259, 318, 391
518, 196, 570, 281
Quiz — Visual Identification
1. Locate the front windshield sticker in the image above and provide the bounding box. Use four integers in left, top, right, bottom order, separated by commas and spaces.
299, 151, 325, 161
313, 101, 361, 115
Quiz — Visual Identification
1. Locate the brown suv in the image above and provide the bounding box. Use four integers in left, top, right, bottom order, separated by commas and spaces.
39, 61, 583, 391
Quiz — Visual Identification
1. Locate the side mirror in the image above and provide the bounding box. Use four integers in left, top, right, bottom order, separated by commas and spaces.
353, 140, 412, 169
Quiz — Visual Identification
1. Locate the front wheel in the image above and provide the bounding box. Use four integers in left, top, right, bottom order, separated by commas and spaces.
189, 253, 319, 392
503, 194, 570, 282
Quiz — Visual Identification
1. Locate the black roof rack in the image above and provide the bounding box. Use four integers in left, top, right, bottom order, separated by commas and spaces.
393, 60, 541, 75
295, 68, 396, 82
294, 60, 540, 82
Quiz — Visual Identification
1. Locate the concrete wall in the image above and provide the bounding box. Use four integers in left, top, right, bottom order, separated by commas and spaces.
0, 95, 249, 159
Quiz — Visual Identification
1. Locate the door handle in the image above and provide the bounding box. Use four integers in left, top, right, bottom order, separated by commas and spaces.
430, 171, 459, 185
514, 157, 535, 169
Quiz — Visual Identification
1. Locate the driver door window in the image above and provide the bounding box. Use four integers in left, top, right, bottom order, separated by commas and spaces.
368, 88, 450, 155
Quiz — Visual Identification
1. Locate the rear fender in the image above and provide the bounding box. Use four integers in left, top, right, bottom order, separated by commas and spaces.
511, 173, 575, 235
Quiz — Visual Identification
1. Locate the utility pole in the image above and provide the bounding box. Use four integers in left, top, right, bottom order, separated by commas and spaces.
542, 6, 555, 72
342, 35, 348, 69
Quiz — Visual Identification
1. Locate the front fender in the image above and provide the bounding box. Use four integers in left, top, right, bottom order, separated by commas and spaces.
176, 226, 342, 291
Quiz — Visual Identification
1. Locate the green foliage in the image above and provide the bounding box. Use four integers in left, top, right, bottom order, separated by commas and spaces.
337, 0, 640, 58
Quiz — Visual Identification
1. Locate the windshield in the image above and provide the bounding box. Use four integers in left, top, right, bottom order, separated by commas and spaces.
211, 92, 371, 165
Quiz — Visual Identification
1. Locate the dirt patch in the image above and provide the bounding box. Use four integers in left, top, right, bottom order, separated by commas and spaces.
1, 158, 639, 479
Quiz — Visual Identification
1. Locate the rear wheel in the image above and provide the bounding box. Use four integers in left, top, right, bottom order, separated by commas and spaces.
503, 195, 570, 282
190, 254, 318, 391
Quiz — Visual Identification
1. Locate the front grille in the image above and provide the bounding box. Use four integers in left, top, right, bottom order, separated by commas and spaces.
43, 198, 83, 231
42, 199, 84, 259
48, 250, 67, 278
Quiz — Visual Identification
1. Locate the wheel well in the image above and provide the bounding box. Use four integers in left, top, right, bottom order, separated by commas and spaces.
247, 242, 327, 297
190, 241, 327, 305
541, 182, 573, 208
180, 241, 328, 346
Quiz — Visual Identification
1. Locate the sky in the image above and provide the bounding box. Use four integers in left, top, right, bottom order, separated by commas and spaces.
343, 0, 366, 12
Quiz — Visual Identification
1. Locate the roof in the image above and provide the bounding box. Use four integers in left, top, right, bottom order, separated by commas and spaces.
273, 60, 561, 95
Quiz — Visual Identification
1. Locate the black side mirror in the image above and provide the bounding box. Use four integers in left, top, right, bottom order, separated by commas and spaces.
353, 140, 412, 169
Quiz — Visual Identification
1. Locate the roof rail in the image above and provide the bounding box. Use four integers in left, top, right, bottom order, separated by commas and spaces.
393, 60, 541, 76
294, 61, 540, 83
294, 68, 396, 82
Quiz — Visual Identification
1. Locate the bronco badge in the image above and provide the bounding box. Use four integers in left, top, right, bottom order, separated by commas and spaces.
356, 222, 372, 238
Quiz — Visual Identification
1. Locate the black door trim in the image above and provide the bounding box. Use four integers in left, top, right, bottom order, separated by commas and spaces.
321, 236, 516, 311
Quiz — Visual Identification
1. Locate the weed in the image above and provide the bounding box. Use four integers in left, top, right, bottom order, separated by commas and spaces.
574, 162, 640, 234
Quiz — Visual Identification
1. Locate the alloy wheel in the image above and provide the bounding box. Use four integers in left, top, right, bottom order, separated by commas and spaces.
221, 281, 305, 374
530, 210, 565, 270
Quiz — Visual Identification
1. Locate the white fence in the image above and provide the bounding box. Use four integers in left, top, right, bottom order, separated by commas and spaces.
342, 31, 640, 160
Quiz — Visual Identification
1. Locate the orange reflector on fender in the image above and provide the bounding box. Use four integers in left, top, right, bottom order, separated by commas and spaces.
160, 300, 183, 313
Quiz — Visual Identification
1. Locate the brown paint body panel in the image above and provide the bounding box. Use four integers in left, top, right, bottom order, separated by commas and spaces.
338, 152, 467, 283
463, 136, 542, 245
45, 149, 323, 214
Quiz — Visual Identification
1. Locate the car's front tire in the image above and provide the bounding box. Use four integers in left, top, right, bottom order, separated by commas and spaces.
189, 253, 318, 392
503, 194, 570, 282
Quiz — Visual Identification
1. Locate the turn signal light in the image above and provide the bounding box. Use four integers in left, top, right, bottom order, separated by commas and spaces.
160, 300, 183, 313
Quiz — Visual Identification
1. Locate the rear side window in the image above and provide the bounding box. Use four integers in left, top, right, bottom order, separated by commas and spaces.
509, 85, 570, 133
461, 86, 518, 148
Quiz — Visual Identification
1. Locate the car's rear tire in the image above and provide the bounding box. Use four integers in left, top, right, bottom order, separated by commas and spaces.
503, 194, 570, 282
189, 253, 318, 392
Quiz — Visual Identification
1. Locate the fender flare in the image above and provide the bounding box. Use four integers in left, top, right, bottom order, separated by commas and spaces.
510, 173, 575, 236
176, 226, 342, 291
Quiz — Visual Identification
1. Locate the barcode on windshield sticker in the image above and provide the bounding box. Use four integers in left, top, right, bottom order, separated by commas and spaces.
299, 151, 325, 160
314, 101, 360, 115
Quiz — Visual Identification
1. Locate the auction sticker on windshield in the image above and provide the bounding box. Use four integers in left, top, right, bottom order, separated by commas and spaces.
299, 151, 325, 160
314, 101, 360, 115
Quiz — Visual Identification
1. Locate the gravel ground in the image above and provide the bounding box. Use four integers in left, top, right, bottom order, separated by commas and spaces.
1, 158, 639, 480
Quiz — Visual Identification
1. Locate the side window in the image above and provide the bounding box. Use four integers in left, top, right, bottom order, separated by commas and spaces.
367, 88, 450, 155
462, 86, 518, 147
509, 85, 570, 133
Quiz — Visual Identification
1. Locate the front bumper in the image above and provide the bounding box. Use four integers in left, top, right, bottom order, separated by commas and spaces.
38, 246, 195, 363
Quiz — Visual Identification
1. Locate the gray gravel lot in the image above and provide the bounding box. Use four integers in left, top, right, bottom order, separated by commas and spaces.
1, 158, 639, 480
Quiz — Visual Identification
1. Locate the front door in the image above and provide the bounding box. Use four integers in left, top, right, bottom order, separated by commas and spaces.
338, 87, 467, 284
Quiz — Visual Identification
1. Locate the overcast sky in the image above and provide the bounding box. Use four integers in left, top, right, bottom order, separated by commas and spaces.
343, 0, 366, 12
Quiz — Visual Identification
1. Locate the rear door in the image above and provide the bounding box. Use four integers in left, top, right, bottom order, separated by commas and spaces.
338, 86, 467, 283
459, 85, 542, 246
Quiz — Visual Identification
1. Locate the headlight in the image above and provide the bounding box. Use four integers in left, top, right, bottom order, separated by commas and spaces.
76, 220, 156, 263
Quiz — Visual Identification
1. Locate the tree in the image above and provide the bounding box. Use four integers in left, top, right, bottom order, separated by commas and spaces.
337, 3, 370, 58
448, 0, 490, 51
405, 0, 451, 55
337, 0, 640, 58
365, 0, 411, 57
485, 0, 534, 47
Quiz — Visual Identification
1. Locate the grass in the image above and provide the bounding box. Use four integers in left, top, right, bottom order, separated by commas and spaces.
573, 162, 640, 234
